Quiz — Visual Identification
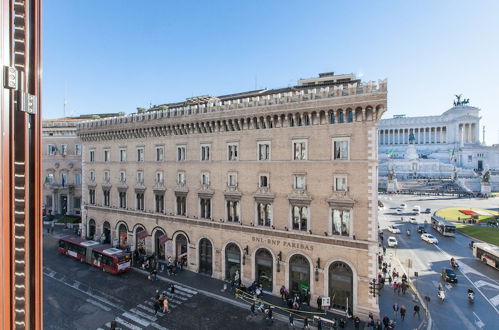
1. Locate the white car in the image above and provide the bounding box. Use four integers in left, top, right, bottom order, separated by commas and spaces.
409, 217, 418, 224
421, 233, 439, 244
400, 203, 407, 209
387, 237, 398, 248
387, 225, 401, 234
396, 209, 403, 215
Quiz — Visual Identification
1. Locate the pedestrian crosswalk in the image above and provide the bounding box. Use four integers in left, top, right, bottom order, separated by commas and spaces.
97, 284, 198, 330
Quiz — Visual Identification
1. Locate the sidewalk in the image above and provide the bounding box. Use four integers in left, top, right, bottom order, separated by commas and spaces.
134, 265, 366, 329
378, 251, 428, 330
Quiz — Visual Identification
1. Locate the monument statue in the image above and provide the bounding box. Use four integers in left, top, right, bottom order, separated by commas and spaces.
409, 132, 415, 144
388, 169, 395, 181
482, 169, 490, 183
453, 94, 470, 106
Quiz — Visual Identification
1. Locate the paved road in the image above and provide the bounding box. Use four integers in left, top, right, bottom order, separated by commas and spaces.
43, 231, 289, 330
378, 194, 499, 330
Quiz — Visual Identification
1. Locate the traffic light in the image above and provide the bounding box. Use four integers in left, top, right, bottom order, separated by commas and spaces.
369, 279, 377, 297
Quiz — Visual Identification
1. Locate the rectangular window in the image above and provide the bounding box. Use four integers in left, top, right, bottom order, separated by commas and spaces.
155, 194, 164, 213
119, 149, 127, 162
228, 172, 237, 187
334, 175, 348, 192
104, 170, 110, 182
155, 171, 164, 184
294, 175, 305, 190
177, 172, 185, 185
226, 200, 240, 222
136, 193, 145, 211
89, 170, 95, 181
119, 192, 127, 208
103, 190, 110, 206
89, 189, 95, 205
332, 209, 350, 236
201, 144, 211, 161
74, 197, 81, 210
46, 173, 55, 184
200, 198, 211, 219
259, 174, 269, 188
293, 140, 307, 160
177, 145, 186, 161
137, 147, 144, 162
333, 139, 349, 160
227, 143, 239, 161
468, 155, 472, 162
292, 205, 308, 231
104, 149, 110, 162
61, 144, 68, 156
48, 144, 55, 156
74, 173, 82, 185
176, 195, 186, 216
258, 142, 271, 161
89, 150, 95, 162
136, 171, 144, 183
75, 144, 82, 156
119, 171, 126, 182
257, 202, 272, 226
201, 172, 210, 185
156, 146, 164, 162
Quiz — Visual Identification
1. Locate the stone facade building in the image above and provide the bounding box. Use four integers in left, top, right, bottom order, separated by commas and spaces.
77, 73, 387, 319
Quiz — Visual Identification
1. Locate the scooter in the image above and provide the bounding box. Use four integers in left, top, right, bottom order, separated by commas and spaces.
450, 260, 459, 270
468, 291, 475, 303
406, 229, 411, 236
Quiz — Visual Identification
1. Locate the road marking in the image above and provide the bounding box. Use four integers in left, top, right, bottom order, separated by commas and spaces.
137, 303, 163, 316
122, 312, 150, 327
175, 285, 198, 295
115, 316, 143, 330
86, 298, 111, 312
473, 312, 485, 329
474, 280, 499, 291
129, 308, 157, 322
434, 244, 499, 315
150, 322, 169, 330
490, 294, 499, 307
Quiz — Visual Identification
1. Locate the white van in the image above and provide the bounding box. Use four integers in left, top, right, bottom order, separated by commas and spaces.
412, 205, 421, 215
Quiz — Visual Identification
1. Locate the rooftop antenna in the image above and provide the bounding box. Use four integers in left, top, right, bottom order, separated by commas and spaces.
63, 82, 68, 117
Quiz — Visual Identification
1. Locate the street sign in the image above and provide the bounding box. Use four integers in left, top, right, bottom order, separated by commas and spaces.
322, 296, 331, 307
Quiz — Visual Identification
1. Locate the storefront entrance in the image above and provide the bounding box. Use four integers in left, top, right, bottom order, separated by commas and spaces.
199, 238, 213, 276
328, 261, 353, 311
118, 223, 128, 248
289, 254, 310, 294
88, 219, 96, 240
225, 243, 241, 281
255, 248, 273, 292
175, 233, 188, 265
154, 230, 166, 260
102, 221, 111, 244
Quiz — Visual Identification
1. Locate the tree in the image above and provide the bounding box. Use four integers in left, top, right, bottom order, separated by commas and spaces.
136, 107, 146, 113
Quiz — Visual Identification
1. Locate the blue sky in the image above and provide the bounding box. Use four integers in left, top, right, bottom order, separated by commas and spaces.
43, 0, 499, 144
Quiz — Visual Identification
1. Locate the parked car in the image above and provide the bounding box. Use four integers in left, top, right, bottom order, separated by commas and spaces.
409, 217, 418, 224
421, 233, 439, 244
400, 203, 407, 209
387, 225, 401, 234
441, 268, 458, 283
424, 208, 432, 214
417, 226, 426, 234
387, 237, 398, 248
396, 209, 403, 215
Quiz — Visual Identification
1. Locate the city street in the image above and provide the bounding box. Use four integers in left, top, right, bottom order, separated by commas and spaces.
378, 194, 499, 330
43, 230, 289, 330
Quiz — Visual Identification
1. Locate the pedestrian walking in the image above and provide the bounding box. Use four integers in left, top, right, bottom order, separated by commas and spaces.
400, 305, 406, 321
393, 281, 398, 293
375, 320, 382, 330
153, 299, 160, 316
339, 318, 345, 329
413, 304, 420, 319
317, 295, 322, 310
303, 317, 309, 329
163, 297, 170, 313
170, 284, 175, 299
392, 303, 399, 318
110, 320, 117, 330
382, 316, 390, 329
50, 220, 55, 234
267, 306, 273, 321
388, 275, 392, 285
289, 313, 294, 327
317, 318, 323, 330
155, 289, 161, 301
354, 316, 361, 329
397, 283, 402, 295
382, 246, 386, 255
250, 302, 256, 315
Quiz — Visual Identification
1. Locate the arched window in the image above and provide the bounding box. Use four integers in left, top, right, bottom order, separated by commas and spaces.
88, 219, 96, 239
175, 233, 188, 265
329, 261, 353, 311
199, 238, 213, 276
347, 110, 353, 123
118, 223, 128, 248
255, 248, 273, 292
339, 111, 345, 123
153, 229, 166, 260
225, 243, 241, 281
289, 254, 310, 294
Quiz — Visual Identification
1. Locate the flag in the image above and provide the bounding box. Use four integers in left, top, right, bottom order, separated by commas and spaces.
450, 148, 456, 162
386, 149, 394, 158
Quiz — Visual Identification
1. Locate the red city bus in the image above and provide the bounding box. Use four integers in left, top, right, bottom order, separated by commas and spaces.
58, 236, 131, 274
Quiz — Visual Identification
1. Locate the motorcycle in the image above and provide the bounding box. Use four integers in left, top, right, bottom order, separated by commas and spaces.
437, 290, 445, 302
450, 260, 459, 270
406, 229, 411, 236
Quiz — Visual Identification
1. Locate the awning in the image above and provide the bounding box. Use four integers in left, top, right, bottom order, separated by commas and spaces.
159, 234, 169, 244
137, 230, 148, 239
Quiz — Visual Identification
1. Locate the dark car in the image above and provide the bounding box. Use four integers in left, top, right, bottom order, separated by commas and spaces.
425, 208, 431, 214
441, 268, 458, 283
417, 226, 426, 234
